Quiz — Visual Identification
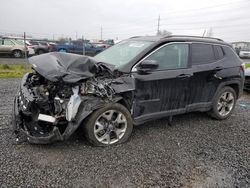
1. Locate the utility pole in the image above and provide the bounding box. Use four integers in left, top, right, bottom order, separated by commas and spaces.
24, 32, 27, 60
75, 31, 78, 40
101, 26, 103, 40
202, 29, 206, 37
82, 35, 85, 55
157, 15, 160, 35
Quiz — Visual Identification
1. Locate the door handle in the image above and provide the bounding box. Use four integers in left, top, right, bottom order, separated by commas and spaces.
214, 66, 223, 71
177, 74, 191, 78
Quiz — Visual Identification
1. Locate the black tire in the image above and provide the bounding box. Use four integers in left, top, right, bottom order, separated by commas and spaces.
209, 86, 237, 120
58, 48, 67, 53
37, 49, 45, 55
12, 50, 22, 58
83, 103, 133, 146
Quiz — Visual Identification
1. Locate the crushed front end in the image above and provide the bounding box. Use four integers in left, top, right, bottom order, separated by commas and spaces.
12, 52, 123, 144
13, 71, 119, 144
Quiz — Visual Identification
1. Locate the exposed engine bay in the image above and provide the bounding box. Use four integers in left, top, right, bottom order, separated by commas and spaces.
13, 52, 134, 144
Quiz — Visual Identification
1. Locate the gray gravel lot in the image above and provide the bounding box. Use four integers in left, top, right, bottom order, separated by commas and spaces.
0, 78, 250, 187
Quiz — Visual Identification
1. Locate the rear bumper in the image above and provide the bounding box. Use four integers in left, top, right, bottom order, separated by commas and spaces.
244, 76, 250, 90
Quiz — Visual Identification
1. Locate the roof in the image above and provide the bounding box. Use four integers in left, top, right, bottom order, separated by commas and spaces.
128, 35, 229, 46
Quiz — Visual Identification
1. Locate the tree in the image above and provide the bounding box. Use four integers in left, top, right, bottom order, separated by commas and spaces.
157, 30, 172, 36
205, 28, 213, 37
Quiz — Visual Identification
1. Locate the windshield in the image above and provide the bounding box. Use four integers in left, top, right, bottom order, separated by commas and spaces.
94, 40, 152, 67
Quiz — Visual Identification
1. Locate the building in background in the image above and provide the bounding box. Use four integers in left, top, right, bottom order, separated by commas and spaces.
231, 42, 250, 50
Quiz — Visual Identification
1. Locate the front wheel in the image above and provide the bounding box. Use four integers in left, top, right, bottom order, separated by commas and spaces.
59, 48, 67, 53
209, 86, 236, 120
83, 103, 133, 146
37, 49, 45, 55
13, 50, 22, 58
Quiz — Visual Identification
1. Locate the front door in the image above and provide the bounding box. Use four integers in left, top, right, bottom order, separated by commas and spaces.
132, 43, 192, 123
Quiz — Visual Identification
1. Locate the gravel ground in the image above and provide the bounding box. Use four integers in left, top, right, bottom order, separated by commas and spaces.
0, 79, 250, 188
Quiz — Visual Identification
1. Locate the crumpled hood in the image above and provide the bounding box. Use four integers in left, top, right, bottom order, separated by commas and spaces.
29, 52, 113, 83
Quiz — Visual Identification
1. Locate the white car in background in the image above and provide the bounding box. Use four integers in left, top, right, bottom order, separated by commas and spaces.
25, 41, 35, 56
15, 39, 35, 56
239, 50, 250, 58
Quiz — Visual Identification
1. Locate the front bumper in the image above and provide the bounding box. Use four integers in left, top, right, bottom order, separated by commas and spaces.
12, 73, 99, 144
12, 73, 64, 144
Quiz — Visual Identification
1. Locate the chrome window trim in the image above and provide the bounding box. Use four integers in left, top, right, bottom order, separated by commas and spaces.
131, 42, 191, 72
131, 41, 231, 72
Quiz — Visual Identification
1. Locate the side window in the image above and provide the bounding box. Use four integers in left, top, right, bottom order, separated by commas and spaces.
213, 45, 224, 60
0, 39, 3, 45
145, 43, 189, 70
30, 41, 39, 45
191, 43, 215, 65
3, 39, 14, 46
84, 43, 92, 48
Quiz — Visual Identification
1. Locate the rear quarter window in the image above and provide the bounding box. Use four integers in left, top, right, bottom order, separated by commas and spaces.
213, 45, 224, 60
191, 43, 215, 65
30, 41, 39, 45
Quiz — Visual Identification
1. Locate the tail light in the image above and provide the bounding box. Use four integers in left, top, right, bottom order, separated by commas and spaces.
27, 45, 35, 49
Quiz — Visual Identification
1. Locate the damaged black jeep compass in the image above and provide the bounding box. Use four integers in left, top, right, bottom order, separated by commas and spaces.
13, 35, 245, 146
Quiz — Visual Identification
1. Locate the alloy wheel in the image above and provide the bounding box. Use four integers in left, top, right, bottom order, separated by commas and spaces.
13, 51, 21, 58
217, 91, 235, 117
94, 110, 127, 145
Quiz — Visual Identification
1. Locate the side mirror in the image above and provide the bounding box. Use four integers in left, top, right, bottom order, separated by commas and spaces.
137, 60, 158, 73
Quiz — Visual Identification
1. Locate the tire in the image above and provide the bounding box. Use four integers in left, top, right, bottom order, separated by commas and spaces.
59, 49, 67, 53
12, 50, 22, 58
83, 103, 133, 146
37, 49, 45, 55
209, 86, 237, 120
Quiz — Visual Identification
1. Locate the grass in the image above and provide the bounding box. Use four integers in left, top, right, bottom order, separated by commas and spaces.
0, 64, 32, 78
246, 63, 250, 69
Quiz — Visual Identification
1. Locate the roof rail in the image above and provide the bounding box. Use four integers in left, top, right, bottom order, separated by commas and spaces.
164, 35, 224, 42
129, 36, 141, 39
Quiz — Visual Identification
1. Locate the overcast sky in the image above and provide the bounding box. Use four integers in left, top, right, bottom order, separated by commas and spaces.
1, 0, 250, 42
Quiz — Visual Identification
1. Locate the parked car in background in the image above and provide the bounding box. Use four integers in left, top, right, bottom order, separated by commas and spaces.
56, 41, 104, 56
104, 39, 114, 46
244, 68, 250, 91
92, 42, 110, 49
239, 49, 250, 58
28, 41, 50, 55
14, 39, 35, 56
48, 42, 57, 52
0, 38, 28, 58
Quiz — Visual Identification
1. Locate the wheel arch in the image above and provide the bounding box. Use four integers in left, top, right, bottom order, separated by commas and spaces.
214, 79, 242, 100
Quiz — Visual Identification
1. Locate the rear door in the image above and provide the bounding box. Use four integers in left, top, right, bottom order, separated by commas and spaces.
132, 42, 193, 122
187, 43, 225, 110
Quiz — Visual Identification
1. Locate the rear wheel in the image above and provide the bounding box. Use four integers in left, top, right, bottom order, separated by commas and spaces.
12, 50, 22, 58
37, 49, 45, 55
83, 103, 133, 146
209, 86, 236, 120
59, 48, 67, 53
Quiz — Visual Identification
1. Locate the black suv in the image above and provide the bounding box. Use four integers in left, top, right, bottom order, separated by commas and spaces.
13, 35, 245, 146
